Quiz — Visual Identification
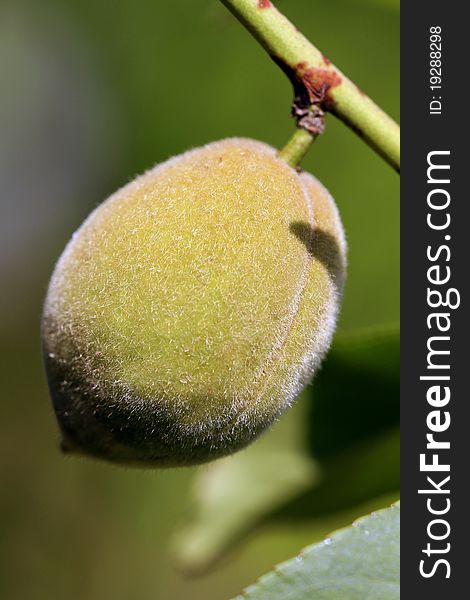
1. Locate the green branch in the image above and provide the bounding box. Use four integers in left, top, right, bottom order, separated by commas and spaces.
220, 0, 400, 172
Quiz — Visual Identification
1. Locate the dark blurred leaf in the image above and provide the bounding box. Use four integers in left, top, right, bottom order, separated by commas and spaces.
270, 428, 399, 522
236, 502, 400, 600
309, 325, 399, 459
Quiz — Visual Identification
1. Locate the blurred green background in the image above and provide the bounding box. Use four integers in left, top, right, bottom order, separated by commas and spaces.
0, 0, 399, 598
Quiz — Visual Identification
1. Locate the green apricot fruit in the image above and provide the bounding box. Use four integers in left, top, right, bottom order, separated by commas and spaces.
42, 138, 346, 467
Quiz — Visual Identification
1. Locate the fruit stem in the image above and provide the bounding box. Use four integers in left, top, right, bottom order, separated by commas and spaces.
220, 0, 400, 173
278, 128, 316, 168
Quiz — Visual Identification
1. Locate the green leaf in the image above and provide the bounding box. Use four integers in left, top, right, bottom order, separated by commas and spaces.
235, 503, 400, 600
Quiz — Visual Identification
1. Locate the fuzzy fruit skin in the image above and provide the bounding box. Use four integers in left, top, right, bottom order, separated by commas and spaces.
42, 138, 346, 467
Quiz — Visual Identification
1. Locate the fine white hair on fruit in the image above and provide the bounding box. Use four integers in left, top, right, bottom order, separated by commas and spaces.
42, 138, 347, 467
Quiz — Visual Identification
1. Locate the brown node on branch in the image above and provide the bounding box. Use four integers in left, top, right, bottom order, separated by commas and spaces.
291, 89, 325, 136
295, 62, 342, 109
271, 55, 342, 136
